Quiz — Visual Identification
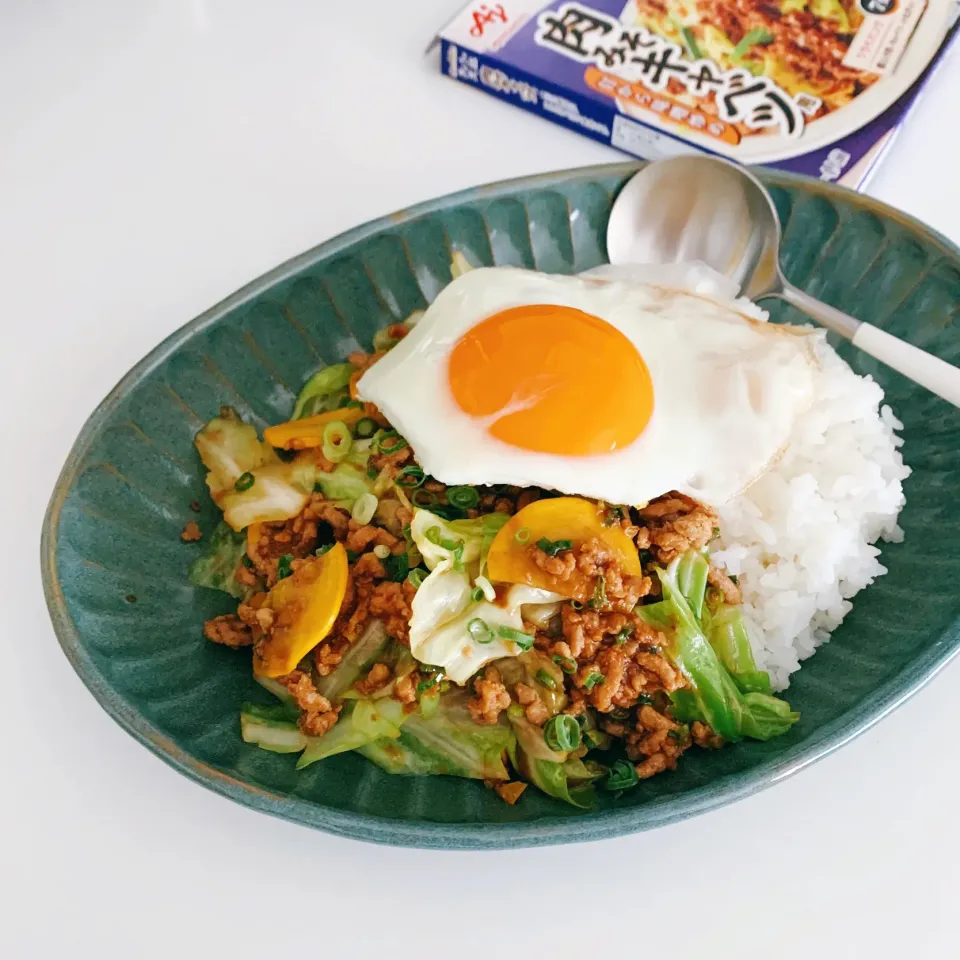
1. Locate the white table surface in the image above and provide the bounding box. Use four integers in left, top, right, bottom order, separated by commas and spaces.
5, 2, 959, 956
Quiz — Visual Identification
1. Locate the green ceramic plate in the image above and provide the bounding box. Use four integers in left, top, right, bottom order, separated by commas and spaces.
42, 162, 960, 849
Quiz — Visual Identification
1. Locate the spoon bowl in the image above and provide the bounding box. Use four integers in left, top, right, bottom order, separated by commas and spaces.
607, 156, 960, 405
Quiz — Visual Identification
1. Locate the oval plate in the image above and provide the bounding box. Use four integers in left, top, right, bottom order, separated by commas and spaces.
42, 162, 960, 849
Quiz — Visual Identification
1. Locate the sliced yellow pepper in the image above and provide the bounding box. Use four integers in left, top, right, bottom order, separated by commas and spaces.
486, 496, 641, 597
263, 406, 365, 450
253, 542, 349, 678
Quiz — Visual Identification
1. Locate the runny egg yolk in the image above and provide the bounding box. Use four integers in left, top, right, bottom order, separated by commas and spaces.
447, 304, 654, 456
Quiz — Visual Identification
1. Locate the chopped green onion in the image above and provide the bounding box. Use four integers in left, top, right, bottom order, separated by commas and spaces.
468, 617, 494, 644
604, 759, 639, 792
341, 399, 364, 409
471, 586, 485, 602
615, 625, 634, 645
451, 541, 465, 572
277, 554, 293, 580
570, 600, 584, 611
366, 464, 379, 480
507, 703, 525, 719
589, 574, 607, 610
241, 554, 254, 568
535, 669, 558, 691
679, 24, 703, 60
373, 544, 391, 559
354, 417, 378, 439
395, 465, 425, 489
407, 567, 427, 588
351, 492, 378, 525
234, 471, 255, 492
552, 654, 576, 674
315, 543, 334, 556
603, 505, 625, 527
608, 706, 631, 720
582, 671, 604, 690
412, 489, 436, 507
544, 714, 581, 752
730, 574, 739, 585
474, 575, 495, 602
635, 693, 653, 705
514, 527, 532, 544
321, 420, 352, 462
447, 485, 480, 509
733, 26, 774, 60
376, 429, 408, 454
536, 537, 573, 557
497, 626, 534, 650
417, 673, 442, 695
383, 553, 410, 582
425, 526, 443, 546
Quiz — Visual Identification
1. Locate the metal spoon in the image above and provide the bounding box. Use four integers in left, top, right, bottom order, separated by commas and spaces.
606, 155, 960, 408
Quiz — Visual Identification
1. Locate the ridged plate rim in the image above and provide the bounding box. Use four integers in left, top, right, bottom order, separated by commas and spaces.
41, 160, 960, 849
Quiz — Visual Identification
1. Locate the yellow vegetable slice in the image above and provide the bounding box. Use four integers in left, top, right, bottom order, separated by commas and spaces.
253, 542, 349, 678
486, 497, 641, 597
264, 406, 365, 450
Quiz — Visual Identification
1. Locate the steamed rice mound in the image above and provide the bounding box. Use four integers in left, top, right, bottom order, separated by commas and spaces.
712, 334, 910, 689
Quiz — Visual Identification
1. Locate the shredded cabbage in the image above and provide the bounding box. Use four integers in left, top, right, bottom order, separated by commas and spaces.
291, 363, 355, 420
188, 521, 250, 599
219, 460, 316, 531
195, 408, 276, 501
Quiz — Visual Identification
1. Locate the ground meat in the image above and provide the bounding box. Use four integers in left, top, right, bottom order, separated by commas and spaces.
354, 662, 391, 697
560, 608, 683, 713
708, 566, 742, 605
584, 646, 629, 713
344, 521, 400, 556
180, 520, 202, 542
532, 538, 652, 613
515, 489, 540, 511
247, 496, 342, 586
532, 547, 577, 580
393, 671, 419, 706
638, 493, 717, 564
468, 666, 511, 725
514, 682, 551, 726
346, 350, 391, 422
234, 559, 261, 590
278, 669, 341, 737
203, 614, 254, 647
367, 580, 416, 644
561, 607, 635, 660
692, 721, 724, 750
626, 705, 692, 779
313, 641, 344, 676
332, 554, 387, 646
309, 499, 352, 540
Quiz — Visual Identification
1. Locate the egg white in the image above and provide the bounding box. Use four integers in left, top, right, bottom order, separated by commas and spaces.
358, 267, 818, 506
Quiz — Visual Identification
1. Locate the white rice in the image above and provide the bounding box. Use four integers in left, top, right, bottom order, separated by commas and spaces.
711, 335, 910, 690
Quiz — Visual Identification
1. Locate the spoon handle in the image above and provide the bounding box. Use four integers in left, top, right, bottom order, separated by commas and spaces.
780, 285, 960, 409
851, 323, 960, 409
780, 285, 862, 340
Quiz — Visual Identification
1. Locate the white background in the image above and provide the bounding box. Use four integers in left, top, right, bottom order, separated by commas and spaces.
4, 2, 959, 957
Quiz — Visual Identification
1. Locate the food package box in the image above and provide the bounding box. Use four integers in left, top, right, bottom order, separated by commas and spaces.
434, 0, 959, 188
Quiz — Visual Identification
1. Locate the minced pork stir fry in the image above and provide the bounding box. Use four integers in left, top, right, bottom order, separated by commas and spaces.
187, 315, 799, 809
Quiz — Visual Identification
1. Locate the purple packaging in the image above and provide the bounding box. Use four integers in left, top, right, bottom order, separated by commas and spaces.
435, 0, 959, 188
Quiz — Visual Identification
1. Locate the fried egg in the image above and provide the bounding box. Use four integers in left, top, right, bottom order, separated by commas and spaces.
357, 267, 817, 506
